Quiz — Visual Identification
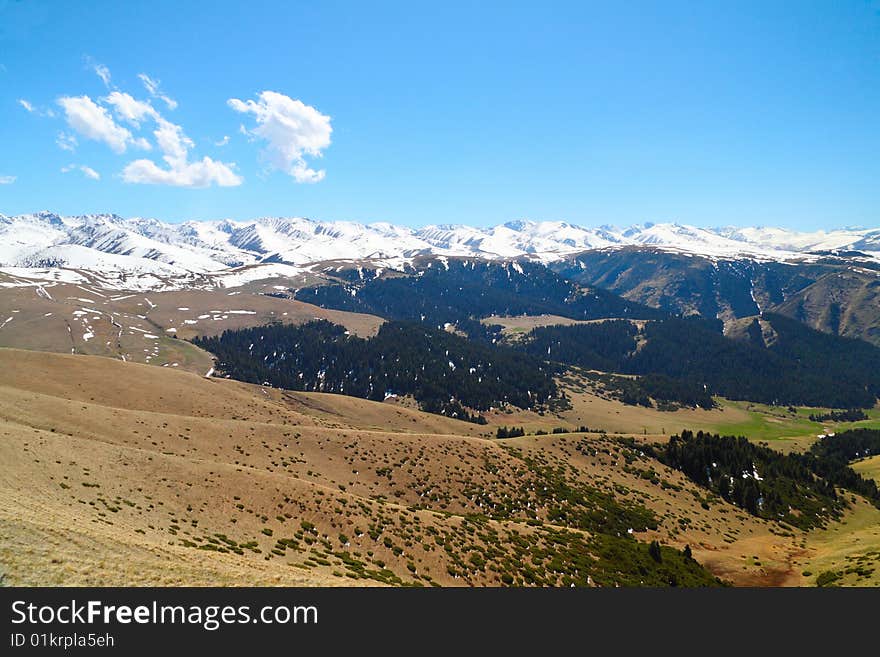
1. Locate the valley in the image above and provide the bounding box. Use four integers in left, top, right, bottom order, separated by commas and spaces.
3, 215, 880, 588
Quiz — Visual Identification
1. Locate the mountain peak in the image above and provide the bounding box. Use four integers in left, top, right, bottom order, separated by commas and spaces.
502, 219, 536, 231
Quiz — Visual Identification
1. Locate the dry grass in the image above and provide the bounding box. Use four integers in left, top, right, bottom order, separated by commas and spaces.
484, 374, 749, 438
0, 347, 873, 587
0, 281, 382, 375
852, 455, 880, 484
794, 498, 880, 587
482, 314, 647, 337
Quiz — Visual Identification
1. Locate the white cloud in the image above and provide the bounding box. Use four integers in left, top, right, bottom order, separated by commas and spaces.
131, 136, 152, 150
61, 164, 101, 180
50, 72, 237, 188
94, 63, 111, 87
57, 95, 137, 153
56, 132, 78, 152
0, 175, 15, 184
215, 135, 230, 147
83, 56, 112, 87
122, 157, 241, 187
154, 118, 192, 165
103, 91, 158, 128
138, 73, 178, 110
80, 165, 101, 180
19, 98, 55, 118
228, 91, 332, 183
121, 116, 240, 187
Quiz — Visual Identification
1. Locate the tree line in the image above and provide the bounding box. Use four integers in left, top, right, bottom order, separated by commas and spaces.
193, 320, 559, 423
808, 410, 869, 422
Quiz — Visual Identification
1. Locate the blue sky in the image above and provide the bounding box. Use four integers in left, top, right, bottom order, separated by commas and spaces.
0, 1, 878, 229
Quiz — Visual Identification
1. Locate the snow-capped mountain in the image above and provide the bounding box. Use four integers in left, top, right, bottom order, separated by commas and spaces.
2, 212, 879, 282
713, 225, 880, 254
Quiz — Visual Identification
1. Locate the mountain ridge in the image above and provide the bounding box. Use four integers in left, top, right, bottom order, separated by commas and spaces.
3, 211, 879, 280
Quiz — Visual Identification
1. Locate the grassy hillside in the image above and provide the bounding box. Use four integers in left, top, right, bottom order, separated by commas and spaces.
0, 274, 383, 375
774, 268, 880, 347
4, 347, 880, 587
3, 348, 821, 587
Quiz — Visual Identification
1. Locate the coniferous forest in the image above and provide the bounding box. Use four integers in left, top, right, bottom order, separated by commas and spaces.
651, 430, 880, 530
284, 263, 880, 410
294, 259, 665, 339
808, 409, 869, 423
809, 429, 880, 469
193, 320, 559, 422
512, 314, 880, 408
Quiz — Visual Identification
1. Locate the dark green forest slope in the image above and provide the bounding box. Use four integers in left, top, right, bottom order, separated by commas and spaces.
194, 320, 559, 422
294, 259, 665, 338
650, 430, 880, 531
512, 314, 880, 408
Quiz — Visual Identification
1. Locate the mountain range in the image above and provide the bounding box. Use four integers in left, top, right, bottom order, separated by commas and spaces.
3, 211, 879, 279
4, 211, 880, 347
